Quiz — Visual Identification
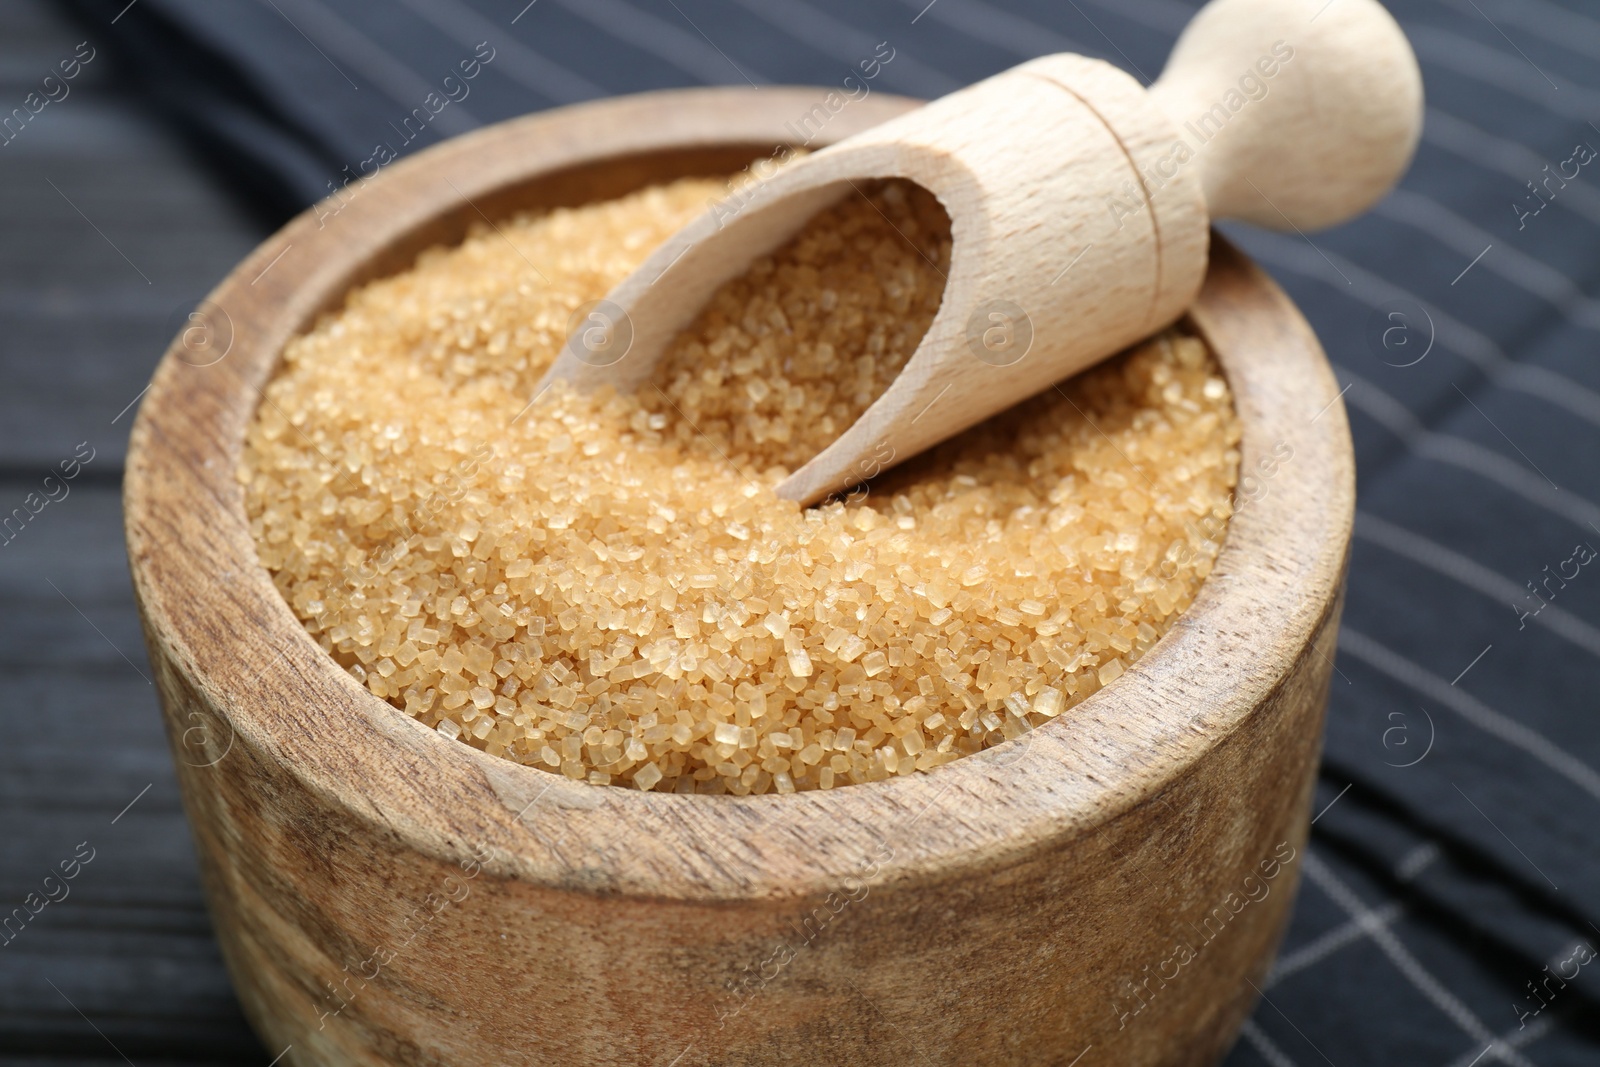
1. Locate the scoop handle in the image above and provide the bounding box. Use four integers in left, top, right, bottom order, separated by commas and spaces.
1148, 0, 1422, 232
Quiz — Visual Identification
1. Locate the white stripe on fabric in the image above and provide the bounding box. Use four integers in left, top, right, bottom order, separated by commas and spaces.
1339, 627, 1600, 804
1375, 190, 1600, 330
1444, 1015, 1555, 1067
1303, 852, 1539, 1067
1421, 106, 1600, 228
1267, 902, 1406, 988
1432, 0, 1600, 65
1233, 231, 1600, 430
1396, 841, 1444, 883
1355, 511, 1600, 660
1408, 25, 1592, 120
1341, 372, 1600, 531
1240, 1019, 1303, 1067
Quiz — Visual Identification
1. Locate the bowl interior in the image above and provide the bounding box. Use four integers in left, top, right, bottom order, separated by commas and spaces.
124, 88, 1353, 900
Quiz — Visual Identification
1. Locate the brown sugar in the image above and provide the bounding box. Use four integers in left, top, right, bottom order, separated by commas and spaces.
241, 177, 1241, 795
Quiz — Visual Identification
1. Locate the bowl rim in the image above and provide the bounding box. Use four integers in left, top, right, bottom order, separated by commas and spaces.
124, 85, 1353, 902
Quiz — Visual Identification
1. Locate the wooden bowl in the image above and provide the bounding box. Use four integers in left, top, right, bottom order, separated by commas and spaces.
124, 88, 1352, 1067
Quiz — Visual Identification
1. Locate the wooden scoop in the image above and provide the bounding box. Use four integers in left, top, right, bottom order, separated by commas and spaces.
542, 0, 1422, 505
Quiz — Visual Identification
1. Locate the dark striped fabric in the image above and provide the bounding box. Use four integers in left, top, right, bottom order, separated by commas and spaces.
62, 0, 1600, 1061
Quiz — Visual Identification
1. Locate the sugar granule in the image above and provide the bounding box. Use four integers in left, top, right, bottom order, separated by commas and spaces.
242, 178, 1241, 795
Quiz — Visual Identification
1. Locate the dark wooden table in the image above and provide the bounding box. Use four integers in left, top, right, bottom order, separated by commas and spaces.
0, 1, 270, 1061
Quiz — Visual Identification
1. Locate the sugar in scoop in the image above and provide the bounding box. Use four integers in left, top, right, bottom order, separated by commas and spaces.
542, 0, 1420, 505
241, 178, 1240, 795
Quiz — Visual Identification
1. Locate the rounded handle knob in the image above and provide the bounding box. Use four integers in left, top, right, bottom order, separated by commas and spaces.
1149, 0, 1423, 232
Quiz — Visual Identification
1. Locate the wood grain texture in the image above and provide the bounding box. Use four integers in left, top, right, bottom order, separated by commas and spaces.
1148, 0, 1424, 230
123, 86, 1354, 1067
544, 0, 1416, 505
545, 60, 1204, 507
